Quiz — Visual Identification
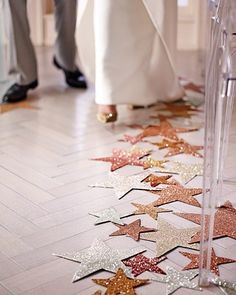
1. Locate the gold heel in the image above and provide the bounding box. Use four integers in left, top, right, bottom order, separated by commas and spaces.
97, 112, 118, 123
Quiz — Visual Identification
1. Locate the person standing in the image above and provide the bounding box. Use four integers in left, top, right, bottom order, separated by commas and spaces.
76, 0, 184, 123
2, 0, 87, 103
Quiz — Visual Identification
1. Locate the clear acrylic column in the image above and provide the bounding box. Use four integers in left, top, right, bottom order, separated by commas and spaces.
199, 0, 236, 289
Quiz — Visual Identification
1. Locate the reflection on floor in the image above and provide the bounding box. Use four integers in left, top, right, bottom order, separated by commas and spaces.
0, 48, 235, 295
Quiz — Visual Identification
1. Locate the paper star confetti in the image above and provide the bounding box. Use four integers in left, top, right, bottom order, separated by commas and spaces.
143, 156, 169, 169
89, 207, 131, 225
123, 254, 166, 276
140, 218, 200, 256
0, 101, 38, 113
151, 139, 203, 158
90, 172, 161, 199
150, 185, 203, 207
180, 249, 236, 275
53, 239, 145, 282
174, 201, 236, 243
152, 266, 201, 294
93, 291, 102, 295
118, 134, 145, 145
156, 102, 202, 114
154, 161, 203, 184
131, 202, 172, 220
143, 174, 178, 187
110, 219, 156, 241
93, 268, 149, 295
91, 147, 150, 171
130, 120, 198, 140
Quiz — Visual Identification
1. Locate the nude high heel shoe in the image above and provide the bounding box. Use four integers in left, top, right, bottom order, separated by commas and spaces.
97, 105, 118, 123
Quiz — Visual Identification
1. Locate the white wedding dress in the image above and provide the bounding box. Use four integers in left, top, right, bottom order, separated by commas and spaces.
77, 0, 184, 105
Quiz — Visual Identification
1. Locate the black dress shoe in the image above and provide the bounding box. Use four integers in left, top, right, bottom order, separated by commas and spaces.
2, 80, 38, 103
53, 57, 87, 89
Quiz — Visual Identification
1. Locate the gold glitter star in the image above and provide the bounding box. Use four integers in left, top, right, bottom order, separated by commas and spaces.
93, 268, 149, 295
174, 201, 236, 243
155, 161, 203, 184
0, 101, 38, 113
151, 138, 203, 158
91, 146, 150, 171
143, 174, 178, 187
140, 218, 200, 257
110, 219, 156, 241
142, 156, 168, 169
131, 202, 172, 220
151, 185, 203, 207
180, 249, 236, 276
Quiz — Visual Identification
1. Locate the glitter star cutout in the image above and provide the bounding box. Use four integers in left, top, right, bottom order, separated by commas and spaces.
90, 172, 161, 199
151, 139, 203, 158
0, 101, 38, 113
154, 162, 203, 184
152, 266, 201, 294
130, 120, 198, 140
89, 207, 131, 225
140, 218, 200, 256
131, 202, 172, 220
142, 156, 168, 169
143, 174, 178, 187
118, 134, 145, 145
180, 249, 236, 275
150, 185, 203, 207
53, 239, 145, 282
110, 219, 156, 241
93, 268, 149, 295
174, 201, 236, 243
93, 291, 102, 295
91, 147, 150, 172
157, 102, 202, 114
123, 254, 166, 276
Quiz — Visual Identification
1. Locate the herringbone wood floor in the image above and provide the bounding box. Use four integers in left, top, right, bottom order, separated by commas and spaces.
0, 48, 235, 295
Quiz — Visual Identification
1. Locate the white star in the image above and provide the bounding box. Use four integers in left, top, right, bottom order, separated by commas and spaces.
89, 207, 131, 225
53, 239, 145, 282
152, 266, 202, 294
90, 172, 162, 199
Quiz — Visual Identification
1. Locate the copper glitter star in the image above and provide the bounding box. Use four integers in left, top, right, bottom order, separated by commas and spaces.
142, 156, 168, 169
140, 218, 200, 257
157, 102, 202, 114
92, 291, 102, 295
154, 161, 203, 184
143, 174, 178, 187
131, 202, 172, 220
123, 254, 166, 276
151, 139, 203, 158
118, 134, 145, 145
0, 101, 38, 113
91, 147, 150, 171
110, 219, 156, 241
180, 249, 236, 275
93, 268, 149, 295
150, 185, 203, 207
174, 201, 236, 243
131, 120, 198, 140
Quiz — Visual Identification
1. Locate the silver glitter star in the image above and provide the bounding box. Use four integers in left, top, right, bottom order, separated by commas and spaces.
89, 207, 131, 225
153, 161, 203, 184
53, 239, 145, 282
210, 275, 236, 295
140, 218, 200, 256
90, 172, 162, 199
152, 266, 202, 294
